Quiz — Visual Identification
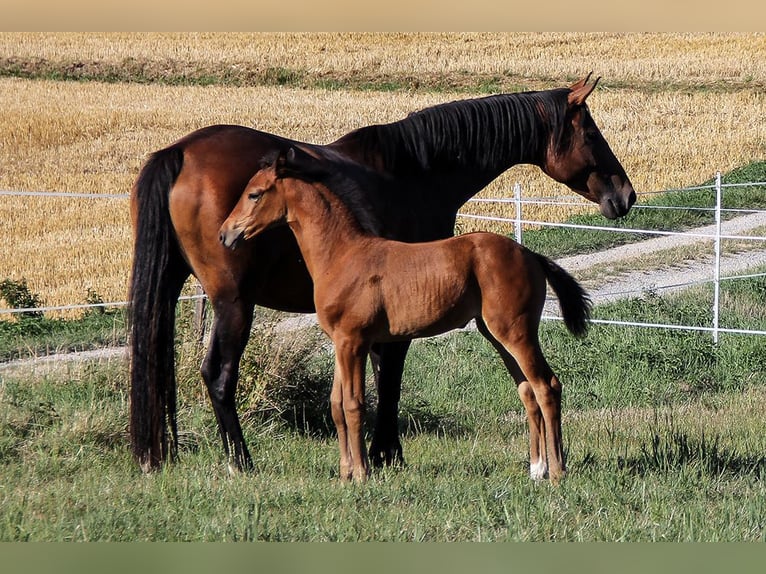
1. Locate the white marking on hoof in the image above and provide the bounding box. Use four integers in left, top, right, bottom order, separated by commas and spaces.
529, 459, 548, 481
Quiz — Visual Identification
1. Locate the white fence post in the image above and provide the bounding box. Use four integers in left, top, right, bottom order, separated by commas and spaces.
712, 171, 723, 344
194, 284, 208, 347
513, 182, 523, 245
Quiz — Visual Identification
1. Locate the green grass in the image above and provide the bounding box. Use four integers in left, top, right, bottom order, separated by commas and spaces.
1, 274, 765, 541
0, 57, 519, 95
0, 309, 126, 362
2, 364, 766, 541
2, 55, 762, 97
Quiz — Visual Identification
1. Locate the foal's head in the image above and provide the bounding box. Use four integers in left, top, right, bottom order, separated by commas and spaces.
219, 152, 290, 249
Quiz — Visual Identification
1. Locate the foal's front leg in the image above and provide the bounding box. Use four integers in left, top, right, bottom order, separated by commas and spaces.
331, 336, 370, 482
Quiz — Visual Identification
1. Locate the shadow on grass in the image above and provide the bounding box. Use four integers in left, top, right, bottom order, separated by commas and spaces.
241, 372, 470, 441
398, 397, 471, 438
618, 430, 766, 479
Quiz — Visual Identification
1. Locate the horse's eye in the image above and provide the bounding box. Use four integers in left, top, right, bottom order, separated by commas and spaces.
248, 192, 262, 202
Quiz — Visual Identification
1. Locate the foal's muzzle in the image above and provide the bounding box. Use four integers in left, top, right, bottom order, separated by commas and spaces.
219, 227, 244, 250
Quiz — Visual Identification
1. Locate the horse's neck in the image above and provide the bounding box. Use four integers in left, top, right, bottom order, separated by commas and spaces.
328, 93, 549, 204
285, 182, 367, 280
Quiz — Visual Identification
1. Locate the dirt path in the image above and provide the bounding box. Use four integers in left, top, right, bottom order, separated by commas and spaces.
547, 210, 766, 312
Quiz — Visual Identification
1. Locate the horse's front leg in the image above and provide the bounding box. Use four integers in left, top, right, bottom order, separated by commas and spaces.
201, 297, 256, 473
369, 340, 410, 467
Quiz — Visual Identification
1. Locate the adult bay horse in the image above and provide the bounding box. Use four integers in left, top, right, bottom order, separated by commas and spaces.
219, 147, 591, 482
130, 74, 635, 472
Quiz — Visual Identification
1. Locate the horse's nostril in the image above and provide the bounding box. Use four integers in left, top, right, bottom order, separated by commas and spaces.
626, 187, 637, 208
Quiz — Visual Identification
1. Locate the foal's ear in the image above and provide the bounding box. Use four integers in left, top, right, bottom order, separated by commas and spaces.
280, 145, 327, 179
567, 73, 600, 106
274, 148, 295, 177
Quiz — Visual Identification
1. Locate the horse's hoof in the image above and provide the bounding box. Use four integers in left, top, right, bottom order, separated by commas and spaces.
369, 441, 405, 468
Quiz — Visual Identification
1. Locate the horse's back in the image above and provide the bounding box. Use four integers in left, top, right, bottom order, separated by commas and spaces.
164, 125, 317, 309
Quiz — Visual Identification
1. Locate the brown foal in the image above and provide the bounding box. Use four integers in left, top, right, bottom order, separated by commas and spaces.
219, 148, 591, 483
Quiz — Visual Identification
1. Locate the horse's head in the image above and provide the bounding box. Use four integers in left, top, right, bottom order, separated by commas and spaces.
219, 152, 289, 249
541, 74, 636, 220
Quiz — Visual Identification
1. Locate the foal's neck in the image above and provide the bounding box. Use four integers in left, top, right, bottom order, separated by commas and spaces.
284, 179, 370, 279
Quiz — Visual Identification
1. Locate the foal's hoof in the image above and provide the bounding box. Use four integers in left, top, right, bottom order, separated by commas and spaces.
548, 469, 567, 485
529, 459, 548, 481
339, 468, 369, 484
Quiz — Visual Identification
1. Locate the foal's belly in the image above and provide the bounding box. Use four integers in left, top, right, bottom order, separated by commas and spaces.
377, 298, 478, 341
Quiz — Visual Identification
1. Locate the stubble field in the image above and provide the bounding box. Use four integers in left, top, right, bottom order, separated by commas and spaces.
0, 33, 764, 312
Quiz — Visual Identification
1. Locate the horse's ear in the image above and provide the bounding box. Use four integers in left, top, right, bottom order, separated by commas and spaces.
568, 72, 592, 92
568, 73, 599, 106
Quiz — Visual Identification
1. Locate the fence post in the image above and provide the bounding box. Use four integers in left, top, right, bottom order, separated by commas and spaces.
194, 284, 208, 347
513, 182, 523, 245
712, 171, 722, 344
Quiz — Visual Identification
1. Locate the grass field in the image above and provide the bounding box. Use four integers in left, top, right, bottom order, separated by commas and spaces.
0, 33, 764, 312
1, 276, 765, 541
2, 33, 765, 89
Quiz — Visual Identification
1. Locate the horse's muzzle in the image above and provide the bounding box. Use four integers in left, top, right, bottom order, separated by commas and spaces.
600, 184, 636, 220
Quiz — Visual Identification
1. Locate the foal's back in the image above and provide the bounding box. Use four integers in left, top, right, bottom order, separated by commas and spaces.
315, 231, 546, 342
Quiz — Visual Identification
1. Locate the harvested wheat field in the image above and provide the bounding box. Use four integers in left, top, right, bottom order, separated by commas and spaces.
0, 33, 764, 315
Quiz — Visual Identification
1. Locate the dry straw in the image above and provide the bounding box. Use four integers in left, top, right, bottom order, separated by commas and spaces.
0, 33, 764, 314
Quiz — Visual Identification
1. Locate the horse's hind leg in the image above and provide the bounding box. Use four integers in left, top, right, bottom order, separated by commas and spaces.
201, 296, 256, 472
368, 341, 409, 467
476, 319, 547, 480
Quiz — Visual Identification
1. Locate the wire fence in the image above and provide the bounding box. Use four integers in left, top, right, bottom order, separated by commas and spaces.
458, 173, 766, 342
2, 174, 766, 344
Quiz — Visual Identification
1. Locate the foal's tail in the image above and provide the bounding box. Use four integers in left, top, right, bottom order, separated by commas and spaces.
533, 253, 591, 337
129, 145, 189, 472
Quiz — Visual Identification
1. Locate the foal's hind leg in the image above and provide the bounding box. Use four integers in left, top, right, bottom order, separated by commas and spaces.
502, 334, 565, 482
368, 341, 409, 467
201, 295, 257, 472
476, 320, 547, 480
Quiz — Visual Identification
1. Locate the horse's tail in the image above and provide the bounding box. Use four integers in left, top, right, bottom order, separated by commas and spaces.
533, 253, 591, 337
129, 145, 189, 472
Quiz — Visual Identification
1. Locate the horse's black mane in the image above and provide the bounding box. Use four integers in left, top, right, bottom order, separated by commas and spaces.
338, 88, 572, 173
259, 88, 574, 236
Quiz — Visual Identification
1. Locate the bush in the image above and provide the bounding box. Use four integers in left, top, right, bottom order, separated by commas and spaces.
0, 278, 43, 320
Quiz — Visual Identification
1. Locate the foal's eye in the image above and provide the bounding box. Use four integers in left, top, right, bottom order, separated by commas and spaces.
248, 192, 262, 203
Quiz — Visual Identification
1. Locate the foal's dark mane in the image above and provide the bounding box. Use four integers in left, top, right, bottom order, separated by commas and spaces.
262, 150, 385, 236
333, 88, 573, 173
